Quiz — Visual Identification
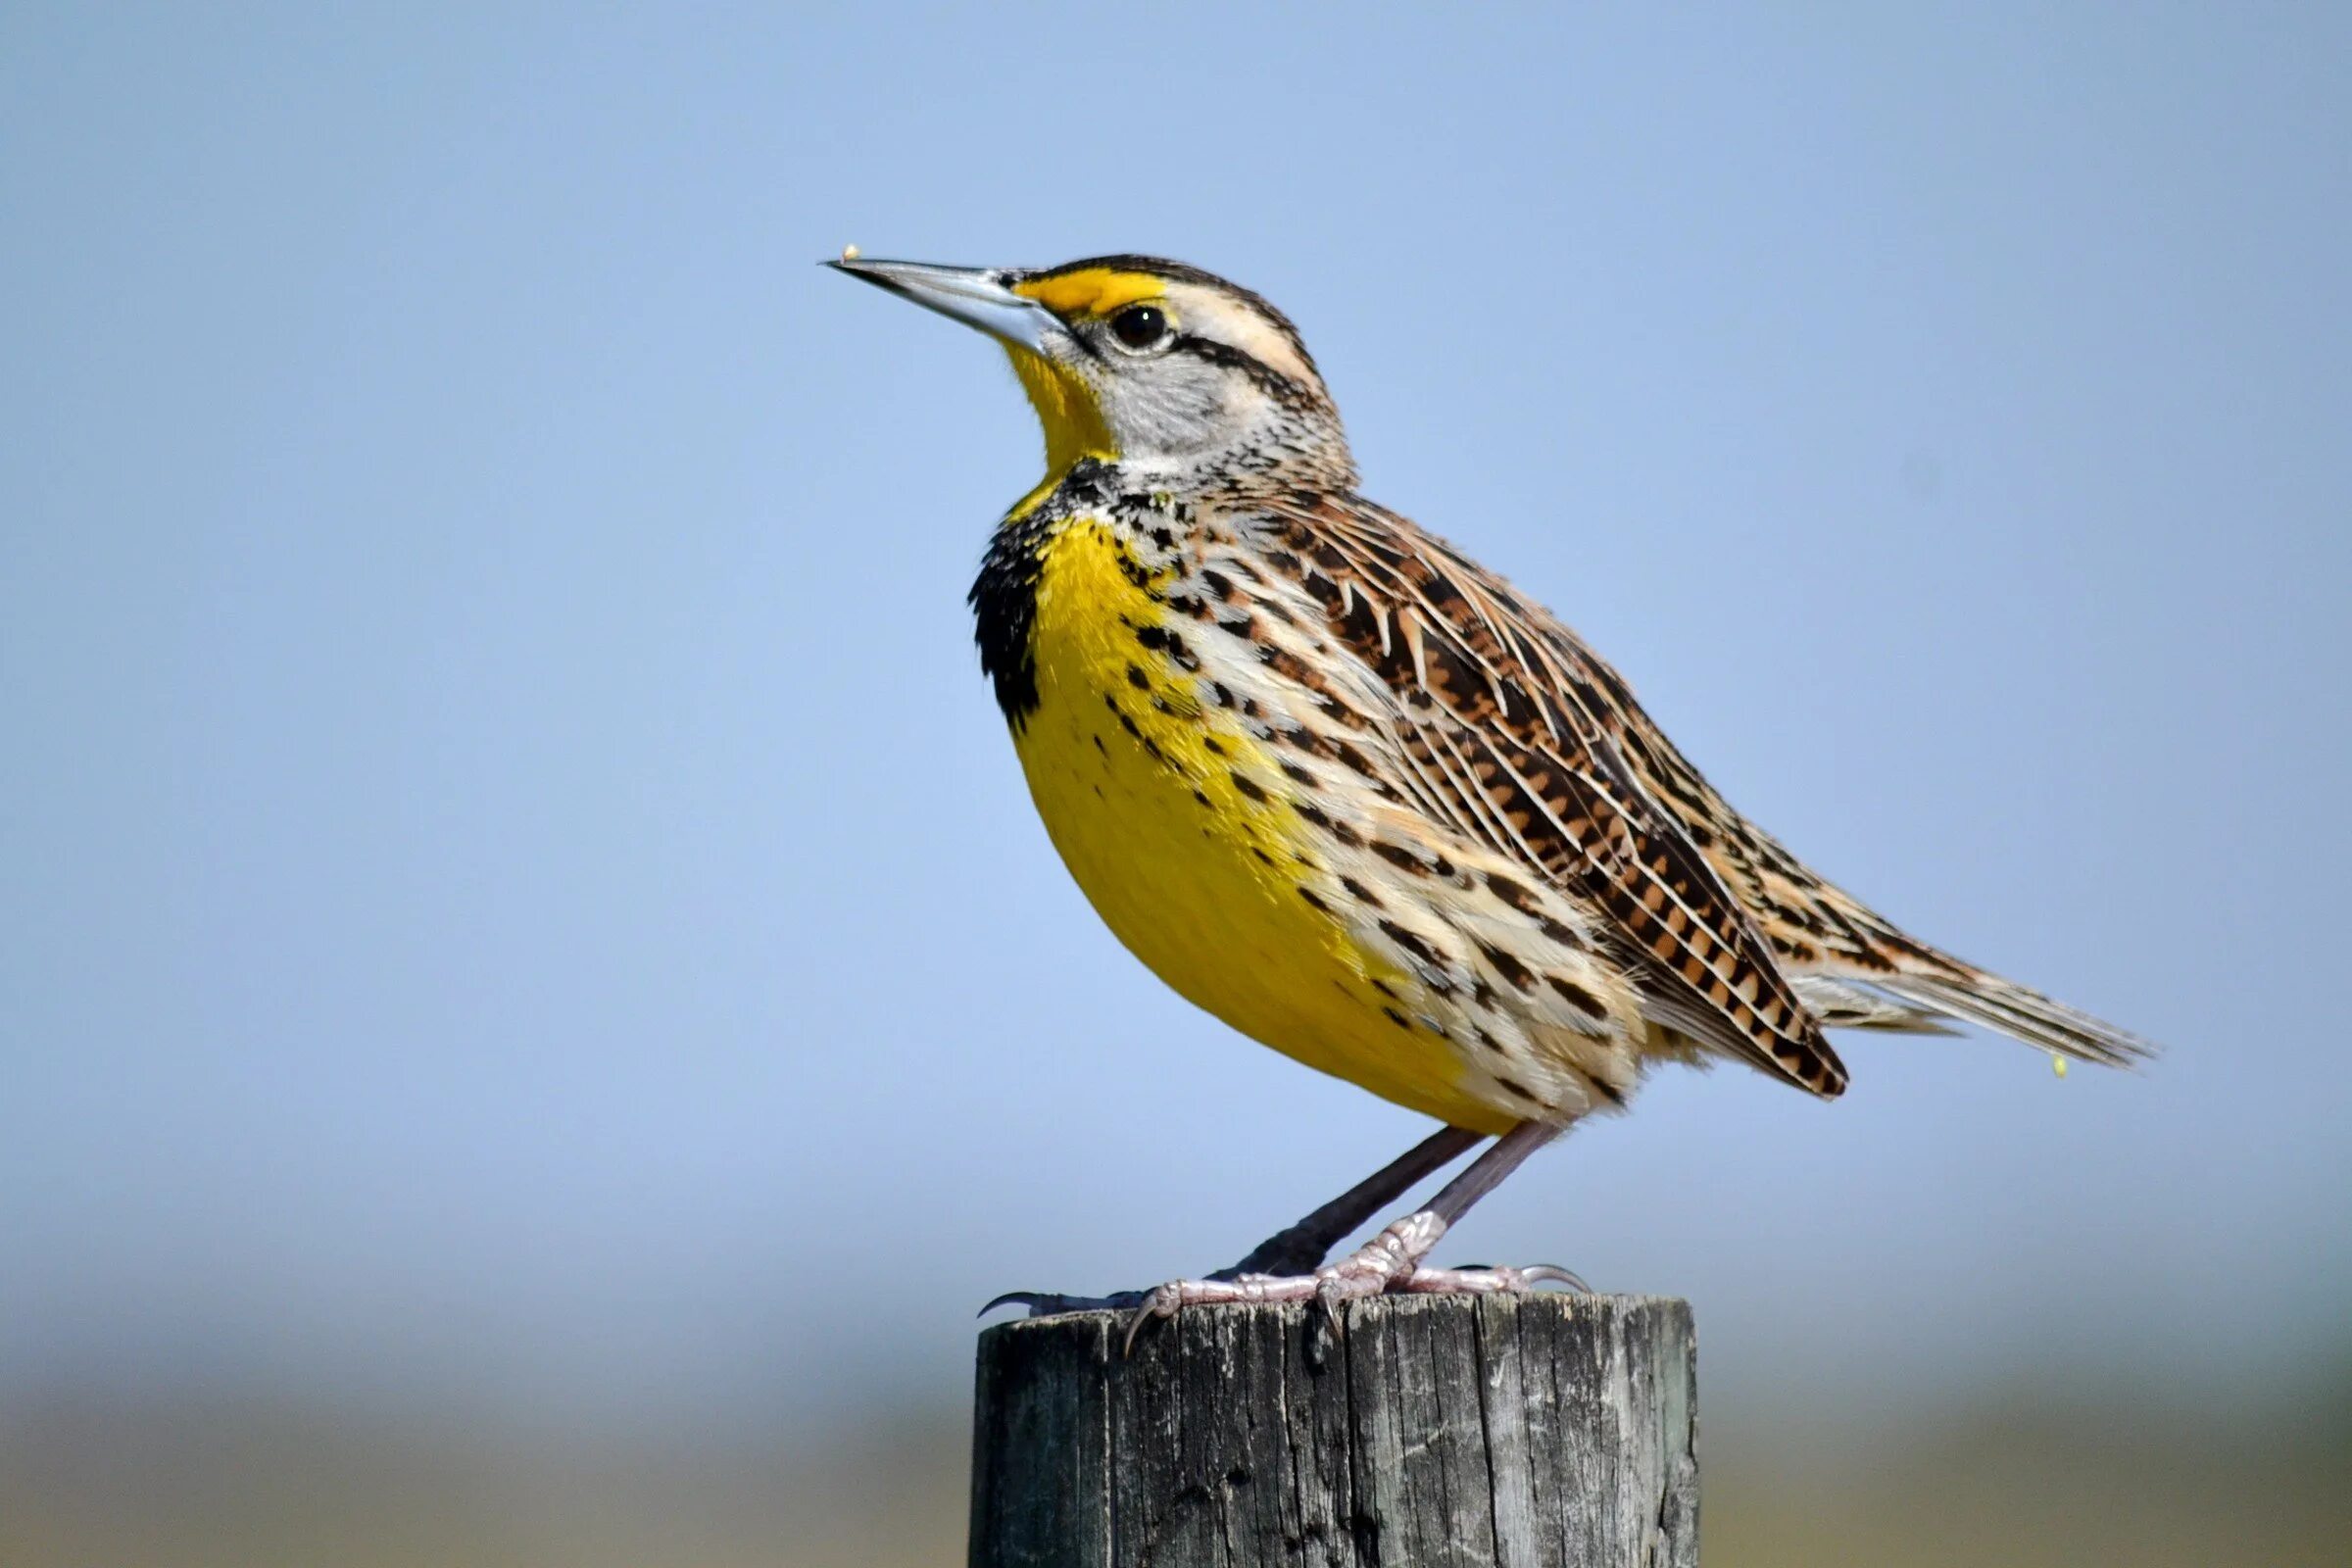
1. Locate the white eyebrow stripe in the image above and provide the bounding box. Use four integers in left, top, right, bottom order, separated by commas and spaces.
1166, 281, 1320, 389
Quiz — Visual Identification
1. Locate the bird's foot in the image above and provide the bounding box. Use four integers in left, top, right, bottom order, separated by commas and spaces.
980, 1218, 1446, 1331
984, 1204, 1587, 1339
982, 1260, 1272, 1319
1395, 1261, 1589, 1295
1116, 1211, 1586, 1351
984, 1218, 1409, 1320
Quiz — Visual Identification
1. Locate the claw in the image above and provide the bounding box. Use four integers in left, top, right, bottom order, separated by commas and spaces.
1390, 1260, 1594, 1296
1121, 1284, 1180, 1355
981, 1288, 1150, 1319
1519, 1263, 1592, 1293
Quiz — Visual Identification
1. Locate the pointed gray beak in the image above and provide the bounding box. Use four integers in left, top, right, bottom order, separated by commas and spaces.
827, 257, 1062, 354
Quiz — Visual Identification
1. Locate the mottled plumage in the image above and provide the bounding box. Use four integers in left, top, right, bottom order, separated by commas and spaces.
835, 250, 2153, 1317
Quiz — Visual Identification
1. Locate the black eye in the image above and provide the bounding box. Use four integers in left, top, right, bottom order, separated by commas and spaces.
1109, 304, 1169, 350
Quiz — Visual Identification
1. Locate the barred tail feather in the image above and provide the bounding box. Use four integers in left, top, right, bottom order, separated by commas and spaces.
1868, 970, 2155, 1068
1789, 975, 1963, 1035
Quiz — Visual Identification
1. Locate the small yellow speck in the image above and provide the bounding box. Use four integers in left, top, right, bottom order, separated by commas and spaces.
2052, 1054, 2069, 1078
840, 242, 861, 262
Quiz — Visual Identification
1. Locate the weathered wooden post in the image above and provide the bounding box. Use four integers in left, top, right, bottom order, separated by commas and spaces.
969, 1294, 1697, 1566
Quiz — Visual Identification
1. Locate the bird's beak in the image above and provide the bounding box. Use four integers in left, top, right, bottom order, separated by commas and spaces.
826, 257, 1061, 354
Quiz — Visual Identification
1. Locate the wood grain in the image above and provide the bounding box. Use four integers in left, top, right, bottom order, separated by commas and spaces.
970, 1294, 1697, 1566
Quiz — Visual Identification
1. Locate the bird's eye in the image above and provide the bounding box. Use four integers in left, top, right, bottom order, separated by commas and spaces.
1109, 304, 1170, 351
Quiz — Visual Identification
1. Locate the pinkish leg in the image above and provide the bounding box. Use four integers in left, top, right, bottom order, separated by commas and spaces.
1121, 1120, 1583, 1351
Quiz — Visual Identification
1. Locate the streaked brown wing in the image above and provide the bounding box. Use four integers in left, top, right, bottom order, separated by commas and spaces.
1556, 643, 1961, 979
1261, 494, 1848, 1098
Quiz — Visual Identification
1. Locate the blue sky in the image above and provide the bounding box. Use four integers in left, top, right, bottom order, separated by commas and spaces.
4, 4, 2347, 1432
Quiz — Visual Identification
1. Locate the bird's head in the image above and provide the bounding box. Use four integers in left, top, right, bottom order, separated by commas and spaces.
831, 253, 1355, 490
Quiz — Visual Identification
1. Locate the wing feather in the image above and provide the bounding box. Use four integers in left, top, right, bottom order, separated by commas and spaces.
1262, 495, 1848, 1097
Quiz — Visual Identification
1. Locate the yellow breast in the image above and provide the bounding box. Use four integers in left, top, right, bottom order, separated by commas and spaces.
1010, 516, 1515, 1133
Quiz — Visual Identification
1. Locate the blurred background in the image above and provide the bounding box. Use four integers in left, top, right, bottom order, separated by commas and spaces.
5, 5, 2347, 1564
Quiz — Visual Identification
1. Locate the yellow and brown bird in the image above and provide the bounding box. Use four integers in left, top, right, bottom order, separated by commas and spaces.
832, 253, 2153, 1330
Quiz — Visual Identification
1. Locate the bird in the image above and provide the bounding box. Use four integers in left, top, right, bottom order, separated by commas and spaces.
829, 252, 2153, 1336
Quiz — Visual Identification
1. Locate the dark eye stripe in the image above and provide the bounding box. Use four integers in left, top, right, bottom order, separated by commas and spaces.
1170, 333, 1309, 403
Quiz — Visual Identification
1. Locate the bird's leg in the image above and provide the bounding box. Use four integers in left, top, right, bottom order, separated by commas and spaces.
1124, 1120, 1583, 1349
1219, 1124, 1484, 1277
984, 1125, 1484, 1319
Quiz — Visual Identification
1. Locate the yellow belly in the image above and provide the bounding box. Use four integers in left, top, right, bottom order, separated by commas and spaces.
1011, 517, 1512, 1132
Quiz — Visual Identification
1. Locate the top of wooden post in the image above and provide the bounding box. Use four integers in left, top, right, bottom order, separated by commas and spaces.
970, 1293, 1698, 1567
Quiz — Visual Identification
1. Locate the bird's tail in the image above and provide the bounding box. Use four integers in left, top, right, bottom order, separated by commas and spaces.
1789, 975, 1962, 1034
1851, 964, 2155, 1068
